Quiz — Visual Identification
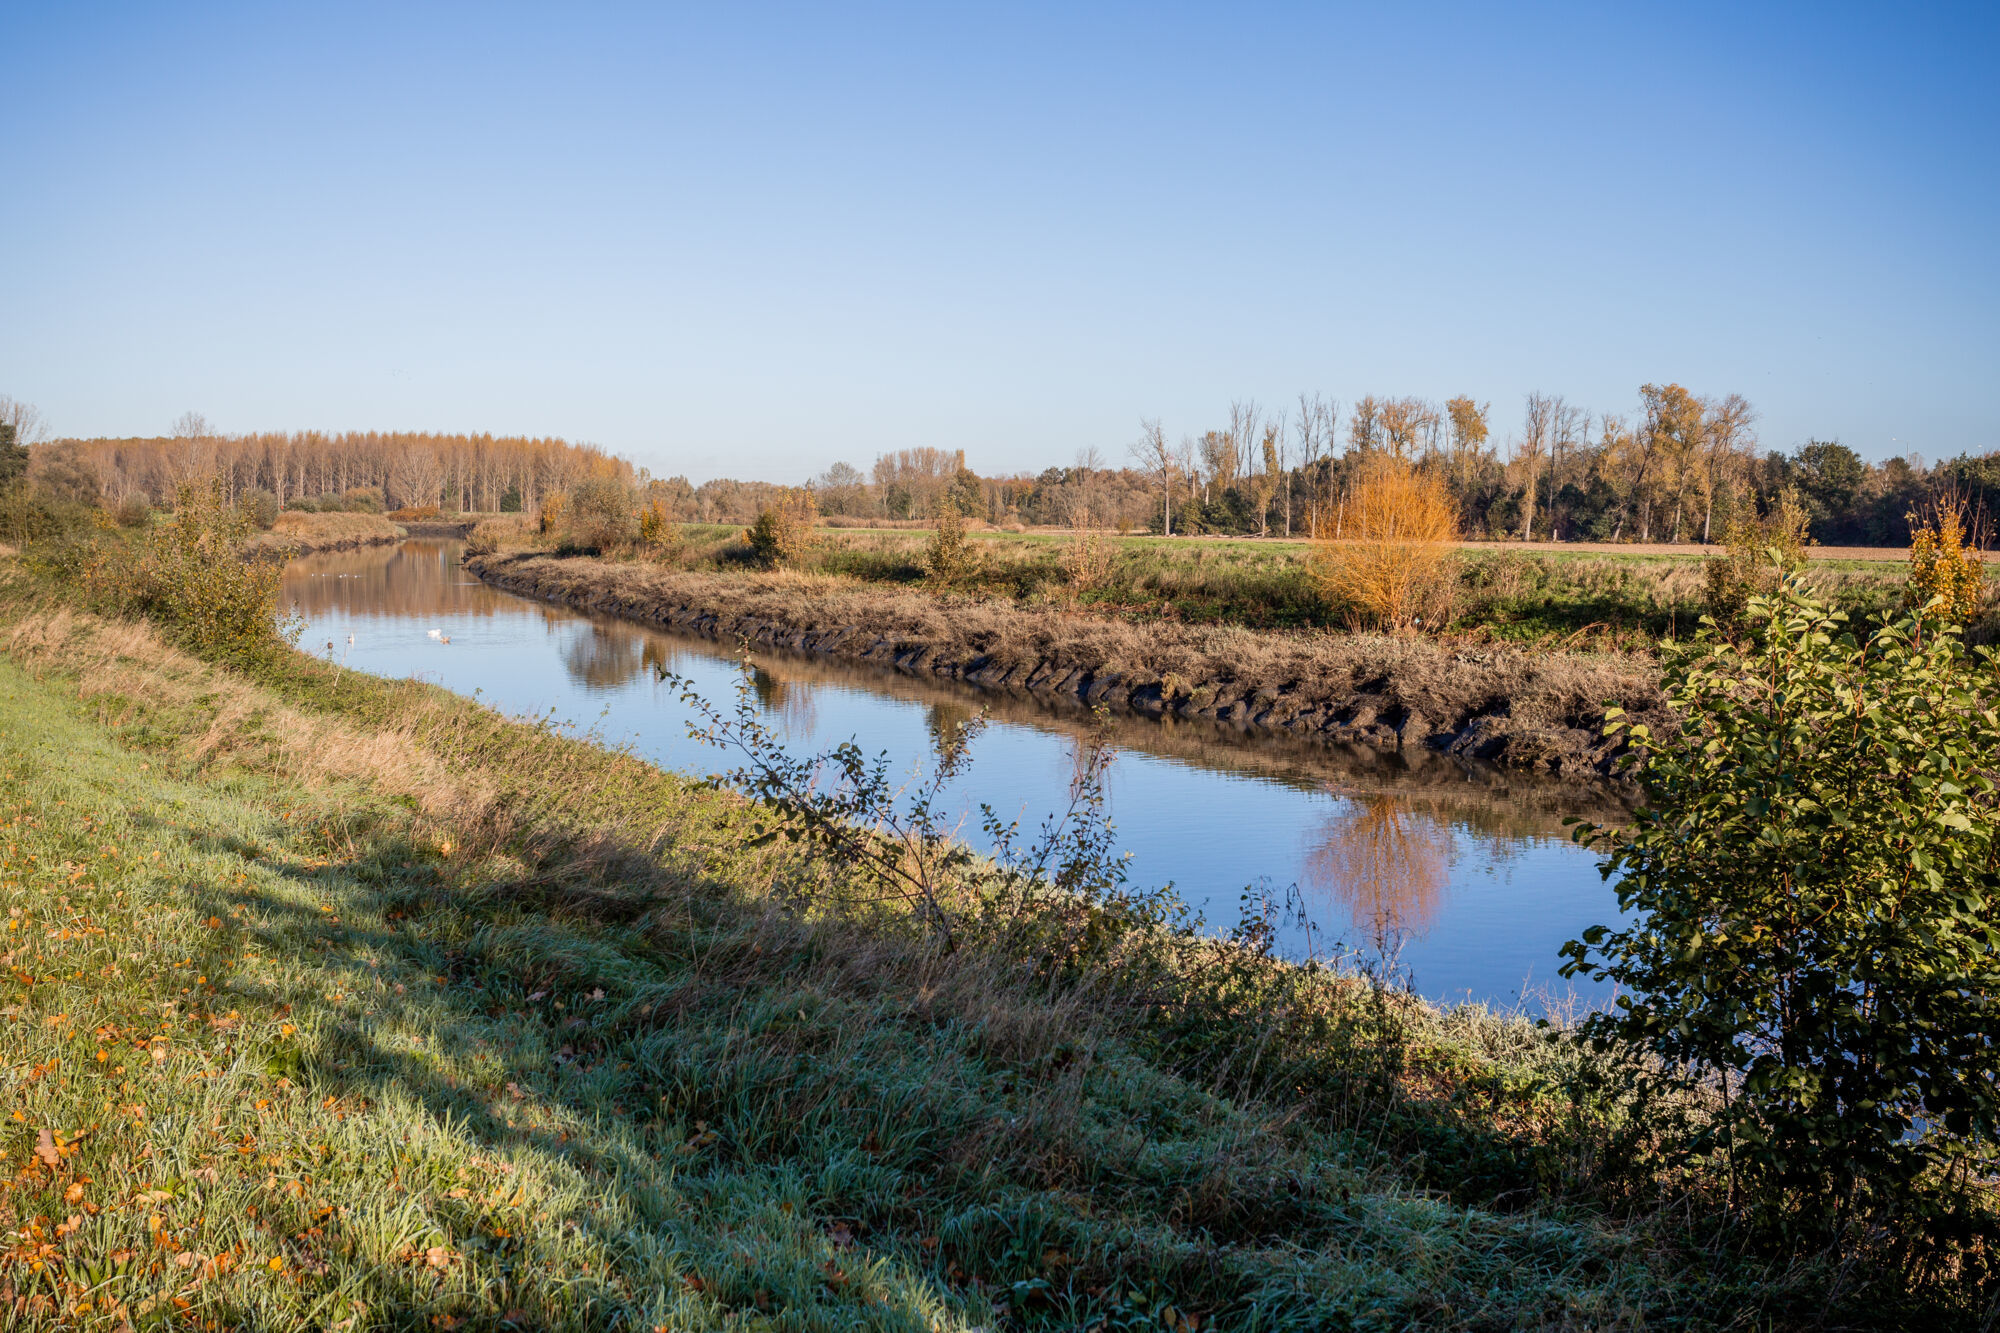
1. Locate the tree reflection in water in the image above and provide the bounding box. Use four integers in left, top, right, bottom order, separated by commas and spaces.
747, 664, 818, 736
1303, 794, 1455, 955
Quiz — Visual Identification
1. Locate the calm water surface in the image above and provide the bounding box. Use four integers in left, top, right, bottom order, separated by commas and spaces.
285, 540, 1631, 1008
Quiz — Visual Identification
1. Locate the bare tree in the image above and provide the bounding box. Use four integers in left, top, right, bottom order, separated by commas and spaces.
1700, 392, 1758, 543
1548, 403, 1588, 541
1517, 393, 1558, 541
1129, 418, 1178, 536
1174, 435, 1202, 523
168, 411, 216, 484
388, 445, 446, 509
1227, 400, 1261, 489
1294, 393, 1337, 536
0, 397, 51, 450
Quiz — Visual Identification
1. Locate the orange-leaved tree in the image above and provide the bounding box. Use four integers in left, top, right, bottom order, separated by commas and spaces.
1310, 455, 1458, 632
1906, 491, 1986, 624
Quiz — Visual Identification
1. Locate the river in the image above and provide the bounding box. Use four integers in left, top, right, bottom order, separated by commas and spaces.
284, 538, 1631, 1009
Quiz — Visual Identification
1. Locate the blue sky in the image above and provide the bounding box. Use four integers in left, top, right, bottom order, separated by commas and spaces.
3, 2, 1995, 481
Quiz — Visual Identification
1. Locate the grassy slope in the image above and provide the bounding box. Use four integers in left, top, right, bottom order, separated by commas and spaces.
0, 594, 1853, 1328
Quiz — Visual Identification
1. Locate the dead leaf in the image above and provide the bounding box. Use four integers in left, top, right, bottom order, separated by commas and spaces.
34, 1129, 59, 1171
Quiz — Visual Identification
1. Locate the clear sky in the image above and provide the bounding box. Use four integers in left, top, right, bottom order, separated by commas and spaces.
4, 1, 1995, 482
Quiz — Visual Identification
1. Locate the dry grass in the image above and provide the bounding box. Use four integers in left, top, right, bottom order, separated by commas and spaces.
245, 510, 407, 555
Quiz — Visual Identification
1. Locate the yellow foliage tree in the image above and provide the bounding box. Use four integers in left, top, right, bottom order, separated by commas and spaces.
1310, 456, 1458, 632
744, 487, 818, 567
1906, 493, 1985, 623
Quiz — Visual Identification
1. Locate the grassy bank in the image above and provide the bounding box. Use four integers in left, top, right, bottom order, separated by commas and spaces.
244, 512, 407, 557
610, 524, 1938, 651
468, 550, 1670, 777
0, 564, 1925, 1326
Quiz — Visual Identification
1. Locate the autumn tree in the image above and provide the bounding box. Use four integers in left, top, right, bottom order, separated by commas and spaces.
1293, 393, 1336, 536
1252, 425, 1281, 537
1444, 397, 1489, 481
1639, 383, 1704, 542
1699, 392, 1758, 542
1378, 397, 1438, 461
1348, 395, 1383, 454
1310, 454, 1459, 632
1128, 418, 1179, 536
1516, 392, 1557, 541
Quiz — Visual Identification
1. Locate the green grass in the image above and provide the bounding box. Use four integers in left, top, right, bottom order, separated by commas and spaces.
0, 583, 1979, 1328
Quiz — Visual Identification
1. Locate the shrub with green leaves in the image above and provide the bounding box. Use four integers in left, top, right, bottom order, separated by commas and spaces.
1564, 572, 2000, 1227
86, 479, 298, 663
921, 498, 978, 586
1702, 486, 1810, 625
744, 487, 817, 567
559, 476, 636, 553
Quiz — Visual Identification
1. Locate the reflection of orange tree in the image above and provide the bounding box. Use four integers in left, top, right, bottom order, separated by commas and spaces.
1302, 795, 1453, 941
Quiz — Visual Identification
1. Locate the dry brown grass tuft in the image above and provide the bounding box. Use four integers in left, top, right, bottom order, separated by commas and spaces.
246, 510, 406, 555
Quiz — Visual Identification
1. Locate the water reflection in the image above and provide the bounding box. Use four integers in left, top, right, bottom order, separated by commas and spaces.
283, 540, 1629, 1008
1304, 795, 1455, 941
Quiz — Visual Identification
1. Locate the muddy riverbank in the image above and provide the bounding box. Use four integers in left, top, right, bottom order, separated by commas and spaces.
466, 551, 1671, 777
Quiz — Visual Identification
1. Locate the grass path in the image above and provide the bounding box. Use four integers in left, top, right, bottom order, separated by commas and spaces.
0, 601, 1818, 1329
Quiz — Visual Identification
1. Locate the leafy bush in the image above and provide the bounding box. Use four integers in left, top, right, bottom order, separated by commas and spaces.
744, 488, 817, 567
1564, 572, 2000, 1233
637, 497, 680, 558
1310, 455, 1458, 632
0, 422, 25, 489
537, 491, 566, 536
26, 442, 101, 507
386, 504, 444, 522
1703, 486, 1810, 625
239, 487, 280, 529
1905, 493, 1984, 623
83, 480, 298, 663
112, 493, 153, 528
343, 485, 385, 513
921, 498, 977, 585
562, 476, 636, 553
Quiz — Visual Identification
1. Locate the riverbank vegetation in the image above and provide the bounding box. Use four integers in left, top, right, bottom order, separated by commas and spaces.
244, 511, 408, 557
4, 480, 2000, 1327
469, 485, 1987, 652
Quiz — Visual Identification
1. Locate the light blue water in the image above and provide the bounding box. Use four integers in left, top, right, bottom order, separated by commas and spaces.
285, 539, 1630, 1009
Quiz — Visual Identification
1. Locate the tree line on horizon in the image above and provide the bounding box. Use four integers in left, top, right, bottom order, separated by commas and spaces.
9, 388, 1996, 547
